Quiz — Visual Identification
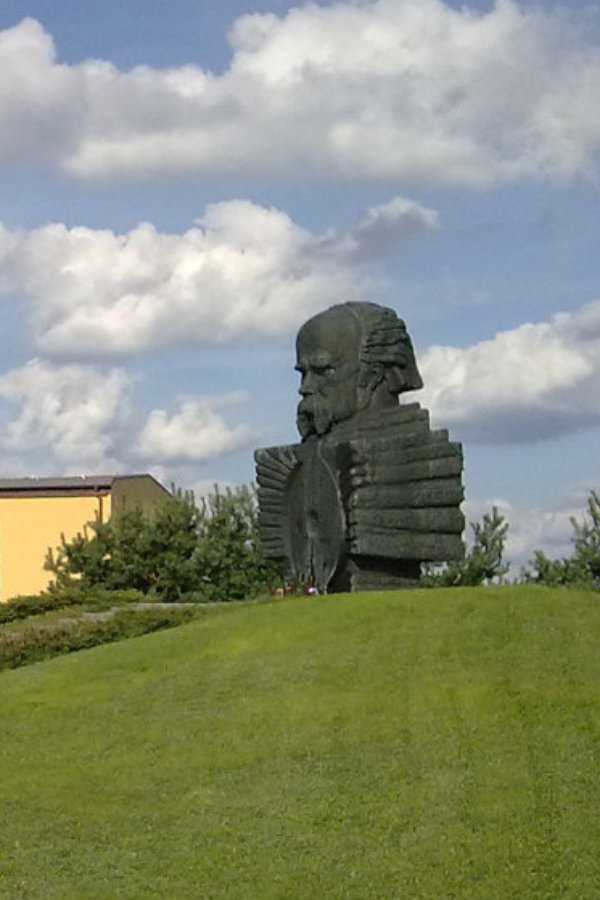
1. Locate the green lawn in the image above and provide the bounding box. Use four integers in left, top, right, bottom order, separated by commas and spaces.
1, 585, 599, 899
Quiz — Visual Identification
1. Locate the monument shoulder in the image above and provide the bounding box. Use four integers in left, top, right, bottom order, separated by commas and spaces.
254, 444, 301, 562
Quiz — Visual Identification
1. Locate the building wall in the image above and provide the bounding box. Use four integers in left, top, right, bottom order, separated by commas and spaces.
0, 476, 171, 602
111, 475, 171, 514
0, 494, 106, 601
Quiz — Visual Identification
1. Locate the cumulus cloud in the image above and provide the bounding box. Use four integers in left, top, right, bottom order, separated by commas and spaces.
0, 359, 131, 470
419, 299, 600, 442
134, 393, 254, 463
0, 196, 436, 356
318, 196, 439, 262
0, 3, 599, 185
0, 360, 256, 474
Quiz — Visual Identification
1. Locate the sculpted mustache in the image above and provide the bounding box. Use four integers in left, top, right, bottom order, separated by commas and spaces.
297, 397, 334, 436
298, 396, 330, 418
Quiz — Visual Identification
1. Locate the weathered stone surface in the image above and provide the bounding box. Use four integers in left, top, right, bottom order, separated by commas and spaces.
348, 507, 465, 535
254, 301, 465, 592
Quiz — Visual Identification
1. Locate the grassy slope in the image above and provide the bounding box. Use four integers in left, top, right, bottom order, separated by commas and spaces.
0, 585, 599, 900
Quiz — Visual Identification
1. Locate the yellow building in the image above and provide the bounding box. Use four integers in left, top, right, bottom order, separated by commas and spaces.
0, 475, 171, 602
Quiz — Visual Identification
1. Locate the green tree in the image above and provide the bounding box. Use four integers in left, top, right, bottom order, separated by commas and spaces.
520, 550, 579, 587
46, 485, 275, 602
193, 484, 275, 601
522, 489, 600, 588
422, 506, 509, 587
569, 489, 600, 584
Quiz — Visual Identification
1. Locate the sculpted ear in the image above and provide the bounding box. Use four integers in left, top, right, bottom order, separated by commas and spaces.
360, 363, 410, 394
358, 362, 423, 409
357, 362, 384, 395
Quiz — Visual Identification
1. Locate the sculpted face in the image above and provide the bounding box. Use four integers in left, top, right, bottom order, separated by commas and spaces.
295, 308, 361, 439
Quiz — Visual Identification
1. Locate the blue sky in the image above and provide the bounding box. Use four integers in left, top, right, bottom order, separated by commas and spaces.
0, 0, 599, 567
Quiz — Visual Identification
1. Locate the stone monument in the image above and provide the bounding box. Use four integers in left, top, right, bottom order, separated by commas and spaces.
254, 302, 464, 592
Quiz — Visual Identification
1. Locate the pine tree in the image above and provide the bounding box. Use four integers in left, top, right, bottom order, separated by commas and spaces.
422, 506, 509, 587
522, 489, 600, 587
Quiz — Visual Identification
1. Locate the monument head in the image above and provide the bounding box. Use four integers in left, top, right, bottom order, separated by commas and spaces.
295, 301, 422, 439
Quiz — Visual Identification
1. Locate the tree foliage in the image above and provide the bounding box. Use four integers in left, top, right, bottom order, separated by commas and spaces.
422, 506, 509, 587
45, 485, 276, 602
522, 489, 600, 588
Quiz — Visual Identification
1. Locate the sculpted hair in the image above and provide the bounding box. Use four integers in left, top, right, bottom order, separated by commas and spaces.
340, 301, 423, 394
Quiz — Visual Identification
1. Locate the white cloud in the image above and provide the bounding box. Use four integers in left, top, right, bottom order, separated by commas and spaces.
0, 361, 256, 475
318, 196, 439, 262
0, 3, 599, 185
420, 299, 600, 442
134, 393, 253, 463
0, 197, 436, 356
0, 359, 131, 470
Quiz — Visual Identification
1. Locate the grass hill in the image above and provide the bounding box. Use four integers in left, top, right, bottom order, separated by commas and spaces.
1, 585, 599, 899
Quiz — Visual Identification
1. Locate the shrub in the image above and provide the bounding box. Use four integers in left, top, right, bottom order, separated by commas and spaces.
0, 605, 200, 671
45, 485, 277, 602
192, 485, 277, 601
0, 587, 149, 625
422, 506, 509, 587
522, 489, 600, 587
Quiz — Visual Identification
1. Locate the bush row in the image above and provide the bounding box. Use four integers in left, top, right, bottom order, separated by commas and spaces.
0, 587, 148, 625
0, 604, 200, 671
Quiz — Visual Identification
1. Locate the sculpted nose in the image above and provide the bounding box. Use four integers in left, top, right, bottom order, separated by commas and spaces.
299, 372, 315, 396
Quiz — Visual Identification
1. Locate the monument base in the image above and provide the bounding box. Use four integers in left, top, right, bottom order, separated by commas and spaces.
330, 555, 422, 592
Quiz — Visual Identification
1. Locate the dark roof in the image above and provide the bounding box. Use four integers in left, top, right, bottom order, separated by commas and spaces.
0, 476, 115, 492
0, 474, 166, 498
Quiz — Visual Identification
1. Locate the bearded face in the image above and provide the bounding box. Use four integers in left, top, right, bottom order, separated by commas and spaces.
295, 309, 362, 439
